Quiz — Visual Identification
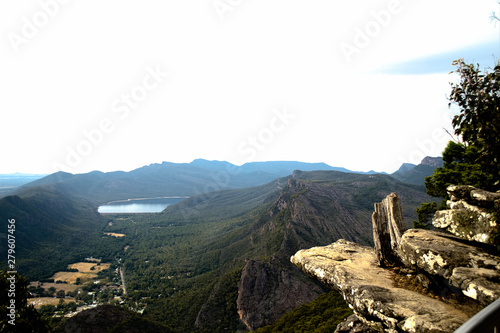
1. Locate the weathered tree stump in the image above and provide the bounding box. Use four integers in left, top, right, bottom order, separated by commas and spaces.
372, 193, 406, 267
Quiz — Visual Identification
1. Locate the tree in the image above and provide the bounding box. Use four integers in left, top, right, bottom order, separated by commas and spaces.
424, 60, 500, 204
412, 202, 438, 229
424, 141, 497, 205
448, 59, 500, 187
417, 60, 500, 229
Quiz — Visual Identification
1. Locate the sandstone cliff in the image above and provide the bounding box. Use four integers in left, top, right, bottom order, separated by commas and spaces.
291, 236, 473, 332
228, 172, 431, 330
236, 257, 326, 331
291, 189, 500, 332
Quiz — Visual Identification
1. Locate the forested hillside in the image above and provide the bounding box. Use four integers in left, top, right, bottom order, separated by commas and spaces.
0, 184, 124, 280
101, 170, 430, 331
1, 167, 432, 331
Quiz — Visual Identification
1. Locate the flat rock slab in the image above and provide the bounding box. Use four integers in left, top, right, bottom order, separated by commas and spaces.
291, 239, 470, 332
399, 229, 500, 305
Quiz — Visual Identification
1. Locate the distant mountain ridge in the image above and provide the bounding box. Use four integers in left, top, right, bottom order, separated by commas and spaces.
18, 159, 380, 205
4, 157, 443, 207
391, 156, 443, 185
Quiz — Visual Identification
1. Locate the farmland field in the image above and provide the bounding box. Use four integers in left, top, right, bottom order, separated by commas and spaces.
28, 297, 78, 308
104, 232, 126, 237
29, 282, 80, 293
68, 262, 111, 272
50, 262, 112, 284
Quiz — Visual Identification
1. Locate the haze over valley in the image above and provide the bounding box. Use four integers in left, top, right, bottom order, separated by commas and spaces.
0, 157, 439, 331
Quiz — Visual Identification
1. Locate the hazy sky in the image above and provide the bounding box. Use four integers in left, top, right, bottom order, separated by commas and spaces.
1, 0, 499, 174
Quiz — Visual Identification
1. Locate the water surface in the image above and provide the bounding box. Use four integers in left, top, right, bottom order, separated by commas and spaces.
98, 197, 186, 214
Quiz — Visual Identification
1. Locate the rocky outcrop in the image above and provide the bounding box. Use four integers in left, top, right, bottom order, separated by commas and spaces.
420, 156, 444, 168
236, 257, 325, 331
291, 239, 471, 332
334, 314, 382, 333
399, 229, 500, 305
291, 190, 500, 332
433, 185, 500, 243
229, 173, 430, 331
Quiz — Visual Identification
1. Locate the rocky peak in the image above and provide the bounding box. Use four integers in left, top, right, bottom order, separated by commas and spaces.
420, 156, 444, 168
395, 163, 417, 173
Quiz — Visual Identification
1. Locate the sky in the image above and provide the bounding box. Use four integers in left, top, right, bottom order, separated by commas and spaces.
0, 0, 499, 175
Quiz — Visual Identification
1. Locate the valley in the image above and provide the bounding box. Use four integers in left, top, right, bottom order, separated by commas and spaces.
0, 159, 438, 331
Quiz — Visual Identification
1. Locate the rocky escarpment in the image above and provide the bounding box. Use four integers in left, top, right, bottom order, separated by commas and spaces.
236, 257, 326, 331
234, 172, 430, 331
292, 189, 500, 332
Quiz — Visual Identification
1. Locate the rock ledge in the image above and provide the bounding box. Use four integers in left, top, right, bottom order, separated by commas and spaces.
291, 236, 471, 332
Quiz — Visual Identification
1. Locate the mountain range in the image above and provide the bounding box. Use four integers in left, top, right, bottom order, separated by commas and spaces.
390, 156, 443, 185
2, 157, 439, 204
0, 157, 440, 331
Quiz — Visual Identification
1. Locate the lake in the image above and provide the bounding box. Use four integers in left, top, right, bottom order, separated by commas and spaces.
98, 197, 187, 214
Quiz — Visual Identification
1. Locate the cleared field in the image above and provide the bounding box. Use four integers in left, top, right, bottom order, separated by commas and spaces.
49, 262, 112, 284
51, 271, 97, 284
68, 262, 111, 272
29, 282, 79, 293
28, 297, 78, 308
104, 232, 126, 237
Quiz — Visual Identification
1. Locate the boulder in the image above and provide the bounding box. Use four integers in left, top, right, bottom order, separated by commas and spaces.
398, 229, 500, 305
432, 185, 498, 243
291, 239, 471, 332
433, 209, 492, 243
447, 184, 500, 208
334, 314, 382, 333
